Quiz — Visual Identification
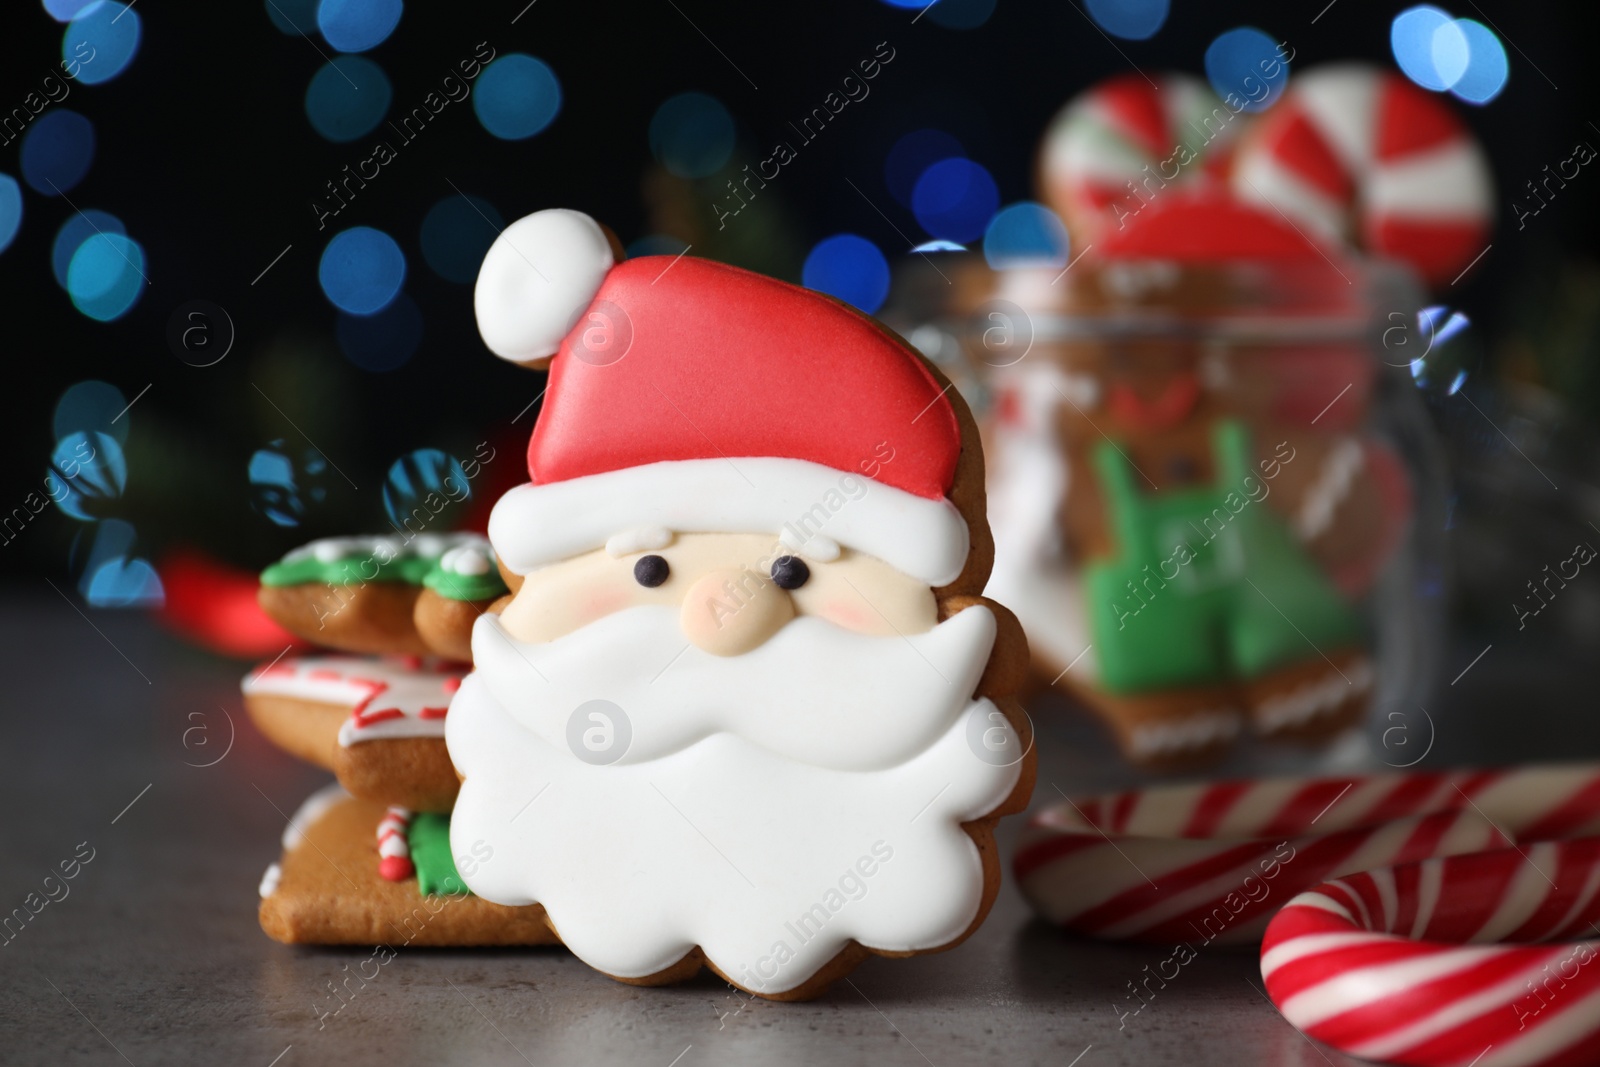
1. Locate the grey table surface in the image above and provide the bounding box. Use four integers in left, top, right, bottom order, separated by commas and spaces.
2, 596, 1594, 1067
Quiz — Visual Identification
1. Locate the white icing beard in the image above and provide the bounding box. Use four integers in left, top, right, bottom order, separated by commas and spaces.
446, 606, 1021, 994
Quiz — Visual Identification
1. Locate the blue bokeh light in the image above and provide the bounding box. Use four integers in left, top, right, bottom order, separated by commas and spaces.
74, 518, 163, 608
85, 556, 164, 608
20, 109, 95, 196
474, 54, 561, 140
912, 158, 999, 243
802, 235, 890, 315
911, 239, 968, 253
318, 227, 406, 315
1204, 27, 1289, 112
0, 175, 20, 255
1084, 0, 1170, 40
1392, 6, 1458, 91
317, 0, 403, 52
1449, 20, 1508, 104
51, 209, 125, 288
264, 0, 318, 34
383, 449, 471, 528
54, 379, 129, 445
67, 233, 145, 321
337, 291, 422, 372
63, 1, 142, 85
926, 0, 996, 30
249, 439, 328, 527
419, 194, 502, 284
984, 202, 1070, 270
649, 92, 736, 179
43, 0, 97, 21
305, 57, 392, 143
885, 129, 964, 208
50, 430, 126, 522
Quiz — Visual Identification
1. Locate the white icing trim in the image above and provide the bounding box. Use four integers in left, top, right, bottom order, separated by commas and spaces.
490, 458, 970, 587
242, 656, 466, 747
475, 208, 615, 363
605, 527, 674, 558
470, 606, 998, 771
259, 862, 282, 899
1127, 710, 1242, 759
282, 531, 490, 567
1295, 438, 1365, 541
440, 542, 494, 577
779, 528, 840, 562
1254, 658, 1374, 733
280, 782, 349, 851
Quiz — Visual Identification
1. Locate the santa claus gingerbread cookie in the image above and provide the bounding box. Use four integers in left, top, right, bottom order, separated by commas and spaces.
449, 208, 1035, 1000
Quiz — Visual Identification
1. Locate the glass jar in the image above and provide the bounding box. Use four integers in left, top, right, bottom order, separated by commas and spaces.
883, 246, 1449, 776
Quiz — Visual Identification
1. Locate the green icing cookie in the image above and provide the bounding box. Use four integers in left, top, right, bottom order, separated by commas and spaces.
422, 567, 505, 603
260, 533, 507, 602
408, 812, 471, 896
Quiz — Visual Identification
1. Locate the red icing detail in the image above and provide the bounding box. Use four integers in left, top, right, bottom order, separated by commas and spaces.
1095, 74, 1171, 161
378, 855, 414, 882
418, 706, 449, 720
1368, 216, 1488, 287
442, 677, 462, 694
351, 706, 405, 728
1105, 374, 1200, 430
528, 257, 961, 500
1098, 190, 1343, 265
1375, 74, 1464, 162
1263, 108, 1353, 203
155, 548, 306, 659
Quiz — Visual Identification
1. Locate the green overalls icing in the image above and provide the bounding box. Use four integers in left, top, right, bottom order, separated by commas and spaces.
1083, 420, 1362, 694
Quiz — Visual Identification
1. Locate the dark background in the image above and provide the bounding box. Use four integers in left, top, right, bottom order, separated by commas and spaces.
0, 0, 1596, 625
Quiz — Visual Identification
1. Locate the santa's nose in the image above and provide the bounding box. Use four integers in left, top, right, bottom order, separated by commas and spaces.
680, 566, 794, 656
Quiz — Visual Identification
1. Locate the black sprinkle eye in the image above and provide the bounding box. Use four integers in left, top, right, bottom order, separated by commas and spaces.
770, 556, 810, 590
634, 555, 670, 587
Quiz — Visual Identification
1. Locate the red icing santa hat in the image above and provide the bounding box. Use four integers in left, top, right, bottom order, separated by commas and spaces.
474, 209, 970, 586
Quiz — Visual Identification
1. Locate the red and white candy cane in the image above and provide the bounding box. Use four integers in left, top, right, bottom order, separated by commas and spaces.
1262, 840, 1600, 1067
1231, 64, 1494, 287
1039, 72, 1244, 246
377, 806, 413, 882
1015, 765, 1600, 946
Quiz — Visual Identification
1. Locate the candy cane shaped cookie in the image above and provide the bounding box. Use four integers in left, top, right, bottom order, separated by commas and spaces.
1015, 764, 1600, 945
1231, 64, 1493, 287
1262, 840, 1600, 1067
1039, 72, 1245, 246
377, 806, 414, 882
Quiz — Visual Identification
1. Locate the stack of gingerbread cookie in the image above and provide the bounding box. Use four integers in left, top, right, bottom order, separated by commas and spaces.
245, 531, 557, 947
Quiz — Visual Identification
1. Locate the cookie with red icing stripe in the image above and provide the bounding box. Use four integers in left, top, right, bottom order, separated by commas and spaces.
242, 655, 464, 812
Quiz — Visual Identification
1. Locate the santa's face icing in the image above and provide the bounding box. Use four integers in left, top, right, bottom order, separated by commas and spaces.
448, 530, 1020, 993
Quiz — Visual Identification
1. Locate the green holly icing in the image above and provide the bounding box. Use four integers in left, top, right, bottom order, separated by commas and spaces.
408, 812, 471, 897
260, 533, 506, 603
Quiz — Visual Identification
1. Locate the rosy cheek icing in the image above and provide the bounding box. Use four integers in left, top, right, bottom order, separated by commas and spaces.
818, 599, 874, 633
580, 586, 635, 626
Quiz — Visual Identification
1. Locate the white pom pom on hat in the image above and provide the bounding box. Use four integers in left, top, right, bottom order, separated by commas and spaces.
474, 208, 614, 364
